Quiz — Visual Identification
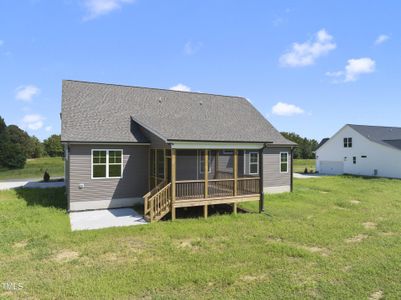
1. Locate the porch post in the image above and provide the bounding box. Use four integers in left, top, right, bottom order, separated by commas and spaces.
233, 149, 238, 196
171, 149, 176, 220
204, 150, 208, 198
204, 150, 208, 219
259, 147, 265, 213
154, 149, 157, 187
163, 148, 167, 182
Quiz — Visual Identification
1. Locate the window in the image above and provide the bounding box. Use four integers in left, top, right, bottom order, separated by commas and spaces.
344, 137, 352, 148
280, 152, 289, 173
249, 152, 259, 175
92, 150, 123, 179
353, 156, 356, 164
199, 151, 212, 174
361, 155, 367, 158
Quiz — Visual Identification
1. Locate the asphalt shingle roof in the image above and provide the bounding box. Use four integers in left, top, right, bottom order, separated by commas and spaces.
61, 80, 294, 145
349, 124, 401, 150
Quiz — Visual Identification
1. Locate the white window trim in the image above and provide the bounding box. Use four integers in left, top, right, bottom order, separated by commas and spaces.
91, 149, 123, 179
249, 151, 259, 175
279, 152, 289, 174
198, 150, 212, 174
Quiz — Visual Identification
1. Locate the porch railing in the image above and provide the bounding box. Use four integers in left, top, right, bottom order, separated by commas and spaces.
175, 177, 259, 200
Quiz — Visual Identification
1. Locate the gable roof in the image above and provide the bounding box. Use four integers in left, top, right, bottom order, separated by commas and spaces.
61, 80, 295, 145
348, 124, 401, 150
316, 138, 329, 150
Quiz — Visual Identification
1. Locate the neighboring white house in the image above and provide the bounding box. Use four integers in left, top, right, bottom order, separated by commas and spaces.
316, 124, 401, 179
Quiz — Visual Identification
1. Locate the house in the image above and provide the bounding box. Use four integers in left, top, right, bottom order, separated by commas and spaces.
316, 124, 401, 178
61, 80, 296, 222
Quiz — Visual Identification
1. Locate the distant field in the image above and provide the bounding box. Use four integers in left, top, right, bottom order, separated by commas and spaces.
0, 157, 64, 180
294, 159, 316, 173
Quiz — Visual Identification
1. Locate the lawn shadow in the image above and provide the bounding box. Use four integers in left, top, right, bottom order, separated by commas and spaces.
15, 187, 67, 210
165, 204, 249, 220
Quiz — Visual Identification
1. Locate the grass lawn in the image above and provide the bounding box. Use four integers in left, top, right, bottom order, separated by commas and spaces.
1, 176, 401, 298
0, 157, 64, 180
294, 159, 316, 173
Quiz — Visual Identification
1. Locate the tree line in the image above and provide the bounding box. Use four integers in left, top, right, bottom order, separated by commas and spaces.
281, 132, 319, 159
0, 116, 63, 169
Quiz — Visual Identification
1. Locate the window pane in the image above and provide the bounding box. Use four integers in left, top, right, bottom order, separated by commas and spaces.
281, 153, 288, 162
93, 151, 106, 164
109, 151, 122, 164
250, 153, 258, 163
93, 165, 106, 178
109, 164, 122, 177
281, 163, 288, 172
250, 164, 258, 174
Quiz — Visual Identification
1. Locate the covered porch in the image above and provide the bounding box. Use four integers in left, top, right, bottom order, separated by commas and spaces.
144, 146, 264, 222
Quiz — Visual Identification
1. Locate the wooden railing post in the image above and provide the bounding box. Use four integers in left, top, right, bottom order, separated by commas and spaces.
154, 149, 158, 188
171, 149, 176, 221
204, 150, 208, 198
234, 149, 238, 196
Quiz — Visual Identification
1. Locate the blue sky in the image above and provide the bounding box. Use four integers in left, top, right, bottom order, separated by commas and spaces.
1, 0, 400, 141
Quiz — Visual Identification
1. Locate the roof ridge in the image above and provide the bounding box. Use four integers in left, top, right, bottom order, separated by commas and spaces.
63, 79, 247, 100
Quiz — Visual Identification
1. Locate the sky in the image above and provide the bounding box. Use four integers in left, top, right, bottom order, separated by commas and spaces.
1, 0, 401, 141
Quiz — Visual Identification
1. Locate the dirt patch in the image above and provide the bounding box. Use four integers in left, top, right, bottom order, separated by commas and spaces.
52, 250, 79, 262
363, 222, 377, 230
13, 240, 28, 249
300, 246, 330, 257
320, 191, 329, 194
342, 265, 352, 272
240, 274, 267, 282
350, 200, 360, 204
369, 290, 383, 300
379, 232, 397, 237
176, 238, 201, 251
345, 234, 368, 243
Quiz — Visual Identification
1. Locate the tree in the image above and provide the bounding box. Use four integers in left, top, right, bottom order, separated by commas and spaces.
5, 125, 36, 159
0, 131, 26, 169
0, 116, 6, 135
43, 134, 63, 157
281, 132, 319, 159
29, 136, 45, 158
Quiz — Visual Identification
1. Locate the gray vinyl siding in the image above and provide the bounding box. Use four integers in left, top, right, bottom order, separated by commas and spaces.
68, 144, 149, 203
263, 147, 291, 188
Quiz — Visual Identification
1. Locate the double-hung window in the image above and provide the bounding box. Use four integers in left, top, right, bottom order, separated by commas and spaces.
343, 137, 352, 148
280, 152, 289, 173
249, 152, 259, 175
92, 150, 123, 179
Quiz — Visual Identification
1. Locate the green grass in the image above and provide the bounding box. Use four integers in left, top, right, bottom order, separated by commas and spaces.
294, 159, 316, 173
0, 157, 64, 180
1, 176, 401, 298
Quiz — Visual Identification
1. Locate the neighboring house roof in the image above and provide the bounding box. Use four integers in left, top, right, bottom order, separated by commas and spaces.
348, 124, 401, 151
316, 138, 329, 150
61, 80, 295, 145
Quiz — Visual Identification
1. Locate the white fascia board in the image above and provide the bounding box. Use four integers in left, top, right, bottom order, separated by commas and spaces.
171, 141, 264, 149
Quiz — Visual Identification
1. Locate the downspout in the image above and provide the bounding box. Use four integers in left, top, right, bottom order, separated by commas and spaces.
259, 143, 267, 213
290, 147, 294, 193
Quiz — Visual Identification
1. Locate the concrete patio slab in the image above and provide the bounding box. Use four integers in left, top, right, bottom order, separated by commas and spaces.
69, 208, 147, 231
0, 179, 65, 190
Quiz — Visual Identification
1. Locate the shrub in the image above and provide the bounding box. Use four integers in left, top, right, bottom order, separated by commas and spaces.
304, 168, 308, 174
43, 170, 50, 182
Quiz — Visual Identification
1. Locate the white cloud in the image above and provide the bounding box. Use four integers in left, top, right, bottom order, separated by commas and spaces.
15, 85, 40, 102
184, 41, 203, 55
327, 57, 376, 82
22, 114, 45, 130
45, 126, 53, 132
375, 34, 389, 45
170, 83, 191, 92
279, 29, 336, 67
272, 102, 304, 117
83, 0, 135, 20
